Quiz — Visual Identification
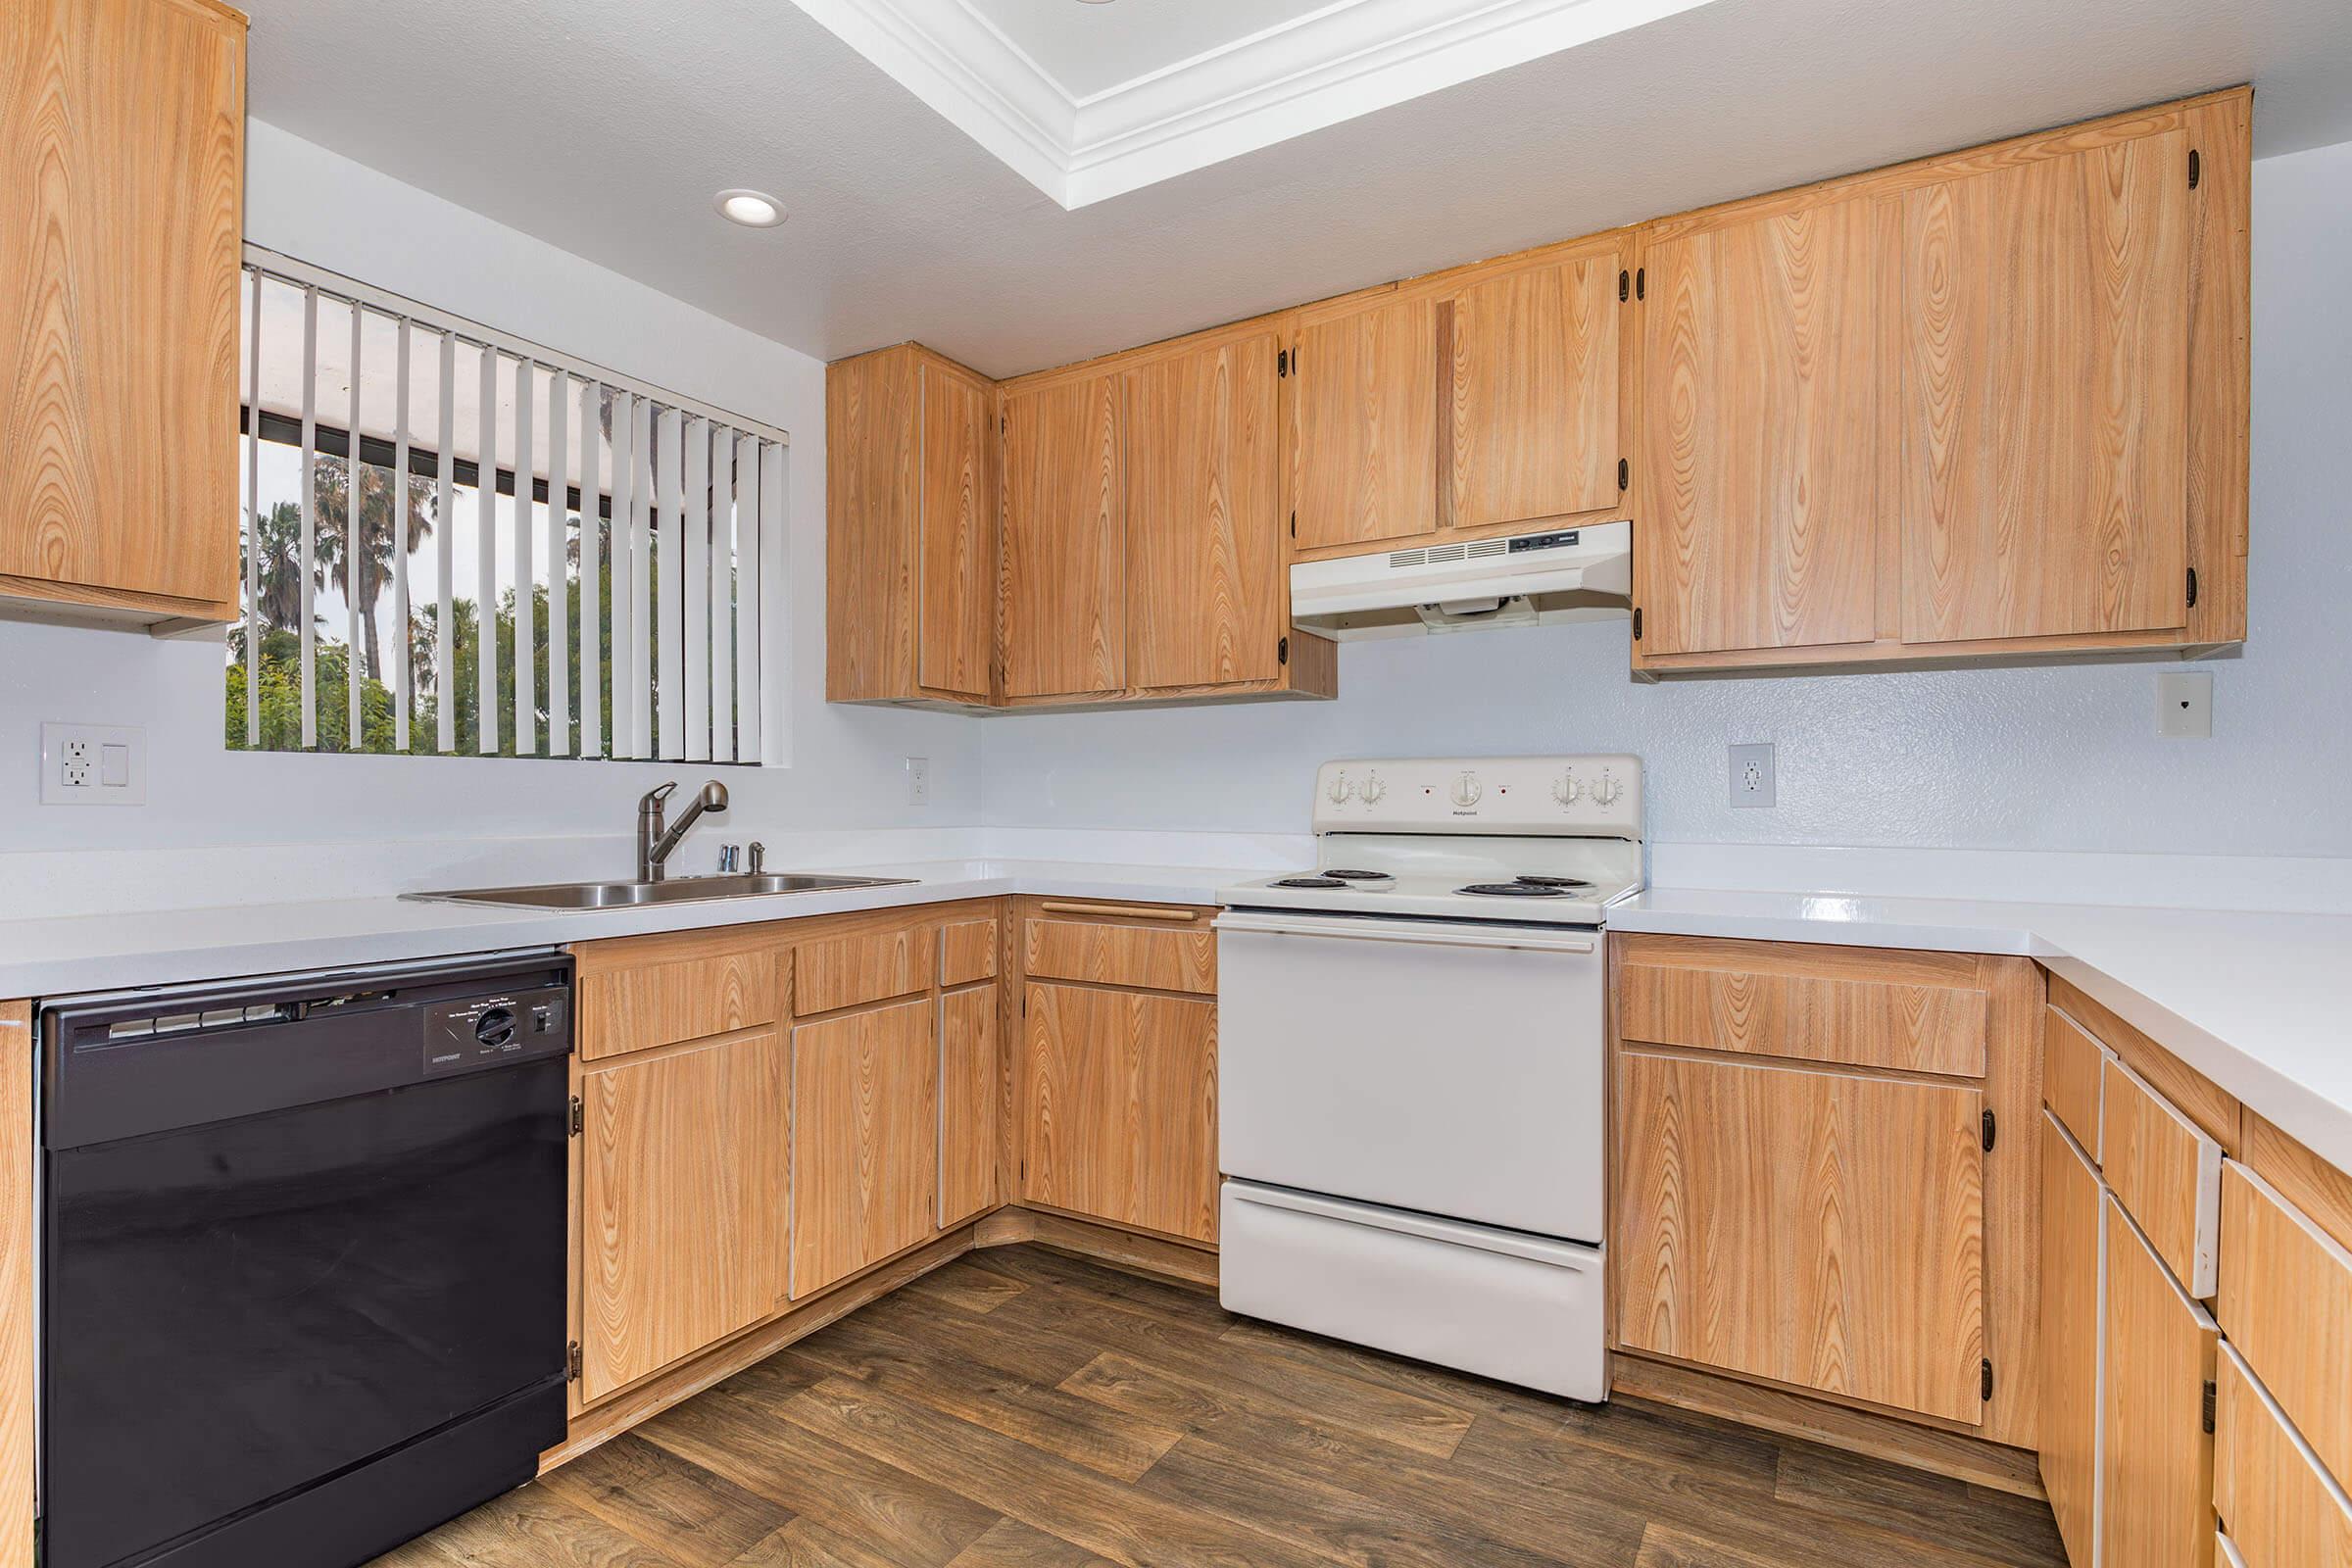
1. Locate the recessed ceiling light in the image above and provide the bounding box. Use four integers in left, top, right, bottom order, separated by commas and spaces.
714, 189, 786, 228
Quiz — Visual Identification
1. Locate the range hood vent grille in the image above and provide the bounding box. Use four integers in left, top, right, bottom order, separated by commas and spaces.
1294, 521, 1634, 643
1388, 540, 1509, 569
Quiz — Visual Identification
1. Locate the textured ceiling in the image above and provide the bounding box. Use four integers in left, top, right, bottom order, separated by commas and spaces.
962, 0, 1335, 99
240, 0, 2352, 378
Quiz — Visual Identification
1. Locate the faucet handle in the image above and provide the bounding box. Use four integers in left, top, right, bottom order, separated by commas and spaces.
718, 844, 741, 874
748, 842, 766, 874
640, 781, 678, 811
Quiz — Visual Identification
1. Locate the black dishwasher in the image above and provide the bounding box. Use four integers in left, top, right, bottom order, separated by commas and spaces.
39, 951, 572, 1568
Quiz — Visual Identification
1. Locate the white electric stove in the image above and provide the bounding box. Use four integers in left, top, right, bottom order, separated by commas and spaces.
1213, 756, 1643, 1402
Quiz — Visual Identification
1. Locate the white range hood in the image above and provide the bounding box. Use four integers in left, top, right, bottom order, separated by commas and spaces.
1289, 520, 1632, 641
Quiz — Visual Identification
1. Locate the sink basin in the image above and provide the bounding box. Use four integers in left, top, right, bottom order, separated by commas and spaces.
404, 872, 915, 910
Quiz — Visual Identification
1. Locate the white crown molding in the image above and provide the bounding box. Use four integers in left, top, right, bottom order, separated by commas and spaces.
788, 0, 1716, 208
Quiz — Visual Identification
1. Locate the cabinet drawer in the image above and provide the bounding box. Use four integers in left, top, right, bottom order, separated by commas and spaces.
795, 925, 934, 1015
579, 946, 777, 1062
1616, 950, 1987, 1075
2214, 1346, 2352, 1568
939, 918, 999, 987
2102, 1055, 2222, 1297
1025, 911, 1214, 995
2219, 1161, 2352, 1494
2044, 1005, 2109, 1159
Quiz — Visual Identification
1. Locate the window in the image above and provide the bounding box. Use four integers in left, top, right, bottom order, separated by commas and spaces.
230, 248, 789, 763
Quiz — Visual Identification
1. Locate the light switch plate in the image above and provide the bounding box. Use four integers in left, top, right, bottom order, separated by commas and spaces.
43, 722, 146, 806
1729, 742, 1777, 808
2156, 672, 2213, 738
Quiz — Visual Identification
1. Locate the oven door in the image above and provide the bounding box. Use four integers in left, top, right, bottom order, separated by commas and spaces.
1214, 909, 1604, 1241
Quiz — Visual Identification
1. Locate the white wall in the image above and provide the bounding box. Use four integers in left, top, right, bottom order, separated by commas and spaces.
978, 137, 2352, 860
0, 122, 983, 868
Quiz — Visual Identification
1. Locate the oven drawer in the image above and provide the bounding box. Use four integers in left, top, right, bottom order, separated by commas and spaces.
1215, 909, 1602, 1239
1221, 1181, 1606, 1401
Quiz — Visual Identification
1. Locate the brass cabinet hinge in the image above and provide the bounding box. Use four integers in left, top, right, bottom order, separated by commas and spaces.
566, 1341, 583, 1382
1981, 1358, 1993, 1402
568, 1096, 583, 1137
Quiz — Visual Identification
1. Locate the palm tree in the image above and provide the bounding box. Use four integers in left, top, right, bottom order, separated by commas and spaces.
317, 454, 436, 681
242, 500, 317, 633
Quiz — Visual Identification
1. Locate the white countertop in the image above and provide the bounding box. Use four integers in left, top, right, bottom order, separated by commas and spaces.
1611, 888, 2352, 1173
6, 853, 2348, 1174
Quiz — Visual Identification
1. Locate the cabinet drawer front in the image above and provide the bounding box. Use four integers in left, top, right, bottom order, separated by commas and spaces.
2102, 1055, 2222, 1297
1614, 1052, 1986, 1423
938, 918, 1000, 988
2043, 1006, 2109, 1159
796, 926, 935, 1015
2220, 1162, 2352, 1494
2215, 1347, 2352, 1568
580, 948, 777, 1062
1025, 915, 1214, 995
1616, 956, 1987, 1076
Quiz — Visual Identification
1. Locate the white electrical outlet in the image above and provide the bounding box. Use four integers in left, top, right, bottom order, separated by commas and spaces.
42, 722, 146, 806
2156, 671, 2212, 738
1729, 742, 1777, 808
906, 756, 931, 807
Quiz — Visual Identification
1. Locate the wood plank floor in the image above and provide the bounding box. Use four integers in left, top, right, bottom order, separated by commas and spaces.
372, 1244, 2067, 1568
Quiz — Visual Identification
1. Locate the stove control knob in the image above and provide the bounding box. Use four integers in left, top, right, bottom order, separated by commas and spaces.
1551, 772, 1584, 806
1360, 772, 1387, 805
1326, 772, 1354, 806
1591, 770, 1623, 807
1449, 771, 1482, 808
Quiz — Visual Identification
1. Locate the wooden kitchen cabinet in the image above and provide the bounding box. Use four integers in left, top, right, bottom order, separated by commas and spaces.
1001, 372, 1125, 701
577, 1029, 792, 1403
1, 0, 245, 628
825, 343, 998, 707
791, 996, 939, 1297
1632, 88, 2250, 674
2041, 1110, 2107, 1568
1289, 290, 1441, 552
2102, 1194, 2220, 1568
939, 983, 1001, 1228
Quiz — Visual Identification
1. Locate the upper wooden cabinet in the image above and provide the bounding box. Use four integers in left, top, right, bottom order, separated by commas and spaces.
1633, 88, 2250, 673
1290, 291, 1441, 552
0, 0, 245, 627
1001, 372, 1125, 701
825, 343, 997, 707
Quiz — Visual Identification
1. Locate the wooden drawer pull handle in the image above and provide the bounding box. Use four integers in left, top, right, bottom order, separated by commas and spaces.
1037, 902, 1199, 922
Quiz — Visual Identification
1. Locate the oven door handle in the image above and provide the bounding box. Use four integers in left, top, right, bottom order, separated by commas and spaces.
1213, 910, 1596, 955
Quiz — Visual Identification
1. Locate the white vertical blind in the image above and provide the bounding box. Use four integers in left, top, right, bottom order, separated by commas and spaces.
475, 344, 499, 756
683, 416, 710, 762
513, 359, 536, 755
392, 318, 413, 755
299, 285, 318, 750
547, 368, 570, 756
578, 378, 603, 761
232, 251, 789, 767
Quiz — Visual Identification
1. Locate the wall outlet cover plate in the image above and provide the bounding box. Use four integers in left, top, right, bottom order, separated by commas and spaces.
2156, 671, 2213, 738
1729, 742, 1777, 808
42, 722, 146, 806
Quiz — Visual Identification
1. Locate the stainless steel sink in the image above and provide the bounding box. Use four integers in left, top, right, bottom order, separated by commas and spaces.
403, 872, 915, 910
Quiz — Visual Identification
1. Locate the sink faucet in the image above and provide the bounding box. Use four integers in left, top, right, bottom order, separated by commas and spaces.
637, 780, 729, 881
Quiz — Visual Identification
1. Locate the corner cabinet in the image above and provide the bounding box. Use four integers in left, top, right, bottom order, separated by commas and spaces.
1632, 88, 2250, 674
1, 0, 245, 629
825, 344, 998, 708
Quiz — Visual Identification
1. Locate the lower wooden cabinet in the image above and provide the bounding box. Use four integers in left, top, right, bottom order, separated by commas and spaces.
2102, 1193, 2220, 1568
1020, 980, 1218, 1245
939, 984, 1000, 1228
2041, 1110, 2107, 1567
1614, 1050, 1987, 1422
577, 1029, 792, 1404
791, 996, 938, 1298
2214, 1345, 2352, 1568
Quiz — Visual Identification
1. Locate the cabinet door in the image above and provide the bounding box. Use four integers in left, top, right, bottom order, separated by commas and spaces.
1614, 1052, 1985, 1422
824, 347, 916, 701
1122, 333, 1284, 690
2041, 1111, 2106, 1568
1002, 375, 1123, 699
1449, 253, 1622, 531
792, 998, 938, 1297
917, 361, 995, 701
1636, 199, 1880, 656
1291, 293, 1440, 551
579, 1030, 791, 1403
2102, 1194, 2219, 1568
1893, 131, 2192, 644
939, 985, 1000, 1228
1021, 983, 1217, 1244
1, 0, 242, 608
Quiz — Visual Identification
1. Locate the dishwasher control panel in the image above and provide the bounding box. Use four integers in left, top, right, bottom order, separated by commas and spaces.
422, 984, 570, 1077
